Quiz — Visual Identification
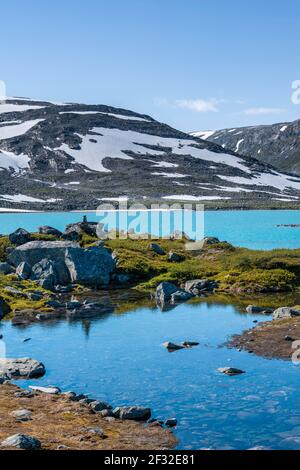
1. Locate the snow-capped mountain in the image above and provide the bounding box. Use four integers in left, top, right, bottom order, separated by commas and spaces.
0, 97, 300, 210
191, 118, 300, 176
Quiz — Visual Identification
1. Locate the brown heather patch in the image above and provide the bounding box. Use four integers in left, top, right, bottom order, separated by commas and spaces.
227, 316, 300, 360
0, 383, 177, 451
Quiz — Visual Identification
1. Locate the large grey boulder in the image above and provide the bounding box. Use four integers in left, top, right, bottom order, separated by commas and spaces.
113, 406, 151, 421
1, 434, 41, 450
0, 262, 15, 275
38, 226, 62, 237
65, 246, 115, 287
8, 240, 78, 268
31, 258, 70, 289
155, 282, 178, 304
9, 228, 31, 246
273, 307, 300, 320
0, 358, 45, 379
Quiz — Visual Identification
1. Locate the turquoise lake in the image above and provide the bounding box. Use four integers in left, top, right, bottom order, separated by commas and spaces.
0, 209, 299, 249
0, 210, 300, 449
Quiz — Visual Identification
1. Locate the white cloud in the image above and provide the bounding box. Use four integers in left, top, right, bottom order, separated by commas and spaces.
244, 107, 286, 116
175, 98, 220, 113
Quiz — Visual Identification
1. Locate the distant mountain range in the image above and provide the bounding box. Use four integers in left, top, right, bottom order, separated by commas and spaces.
0, 97, 300, 210
191, 118, 300, 176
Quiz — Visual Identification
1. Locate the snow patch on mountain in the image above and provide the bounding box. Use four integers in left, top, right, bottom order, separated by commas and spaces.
217, 172, 300, 192
56, 127, 252, 174
162, 195, 231, 201
0, 103, 45, 114
0, 150, 30, 171
0, 119, 44, 140
190, 130, 215, 140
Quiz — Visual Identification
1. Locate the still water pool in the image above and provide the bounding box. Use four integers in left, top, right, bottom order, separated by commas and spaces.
1, 295, 300, 450
0, 211, 300, 449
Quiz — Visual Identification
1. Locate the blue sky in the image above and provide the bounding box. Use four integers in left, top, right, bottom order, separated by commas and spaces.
1, 0, 300, 132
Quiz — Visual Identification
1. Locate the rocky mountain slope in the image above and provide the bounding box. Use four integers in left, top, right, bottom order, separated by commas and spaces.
191, 118, 300, 176
1, 97, 300, 210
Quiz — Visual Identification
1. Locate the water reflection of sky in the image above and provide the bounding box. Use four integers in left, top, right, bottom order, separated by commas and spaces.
1, 296, 300, 450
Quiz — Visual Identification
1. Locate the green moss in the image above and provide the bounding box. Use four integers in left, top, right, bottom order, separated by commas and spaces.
0, 237, 13, 262
106, 238, 300, 293
0, 274, 52, 314
80, 233, 98, 247
216, 269, 297, 293
30, 233, 57, 241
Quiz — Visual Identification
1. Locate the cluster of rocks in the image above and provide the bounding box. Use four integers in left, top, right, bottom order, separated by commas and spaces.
6, 238, 115, 291
149, 243, 183, 262
246, 304, 300, 320
0, 221, 115, 294
163, 341, 199, 352
9, 221, 101, 246
155, 279, 217, 309
0, 364, 177, 450
0, 358, 46, 380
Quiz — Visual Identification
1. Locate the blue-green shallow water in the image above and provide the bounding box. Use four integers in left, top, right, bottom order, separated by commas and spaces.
1, 300, 300, 450
0, 210, 300, 449
0, 209, 299, 249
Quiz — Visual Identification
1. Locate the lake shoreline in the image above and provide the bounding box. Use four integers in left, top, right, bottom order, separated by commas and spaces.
228, 316, 300, 360
0, 382, 177, 450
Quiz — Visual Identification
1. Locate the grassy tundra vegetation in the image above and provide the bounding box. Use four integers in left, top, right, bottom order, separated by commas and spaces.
0, 228, 299, 318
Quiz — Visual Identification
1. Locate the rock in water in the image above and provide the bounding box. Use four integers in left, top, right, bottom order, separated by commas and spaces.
0, 358, 45, 379
165, 418, 178, 428
163, 342, 185, 351
246, 305, 273, 314
1, 434, 41, 450
182, 341, 199, 348
155, 282, 178, 304
218, 367, 245, 376
113, 406, 151, 421
170, 290, 193, 303
9, 228, 31, 246
65, 246, 115, 287
273, 307, 300, 320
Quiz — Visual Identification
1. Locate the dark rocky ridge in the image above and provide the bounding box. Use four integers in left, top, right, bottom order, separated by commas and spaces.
0, 98, 300, 210
191, 118, 300, 176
